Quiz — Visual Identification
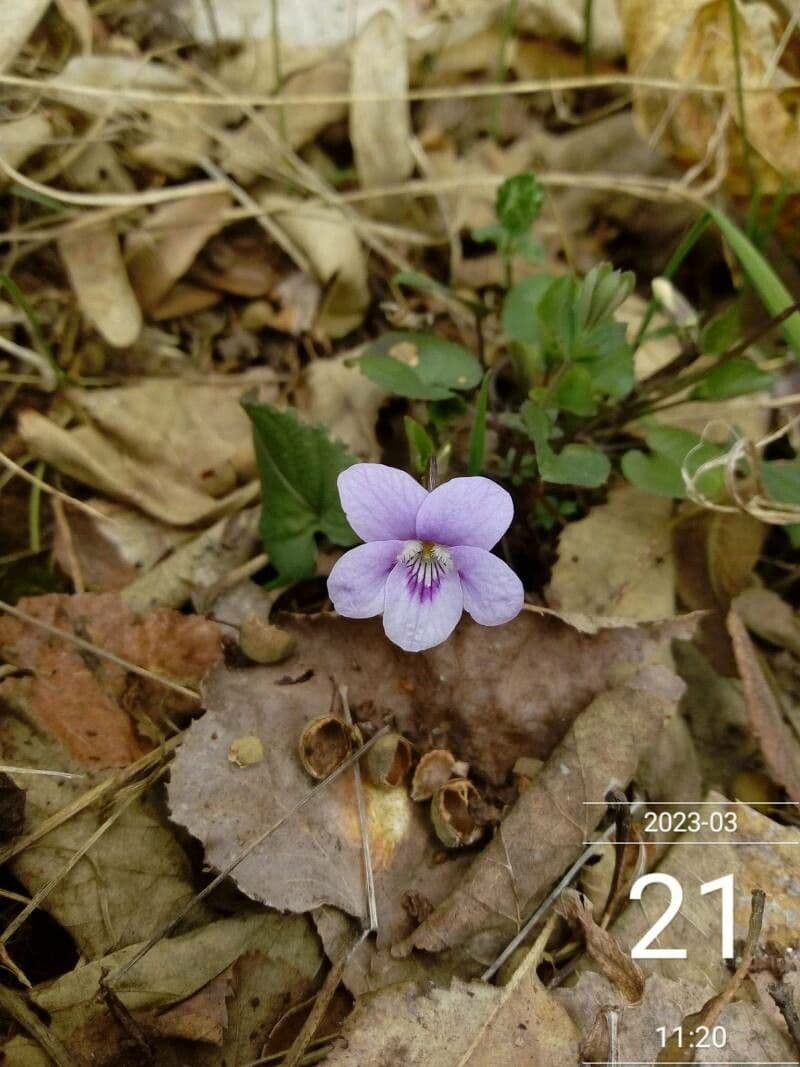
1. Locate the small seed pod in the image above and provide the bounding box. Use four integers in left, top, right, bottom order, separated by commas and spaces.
430, 778, 483, 848
365, 733, 414, 789
410, 749, 456, 801
298, 716, 361, 780
239, 616, 296, 664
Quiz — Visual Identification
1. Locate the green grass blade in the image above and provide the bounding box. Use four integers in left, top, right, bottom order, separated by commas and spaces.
467, 372, 491, 476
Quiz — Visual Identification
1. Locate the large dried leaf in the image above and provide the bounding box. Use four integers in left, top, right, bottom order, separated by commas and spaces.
396, 667, 684, 964
0, 911, 321, 1067
168, 664, 471, 947
0, 592, 220, 765
608, 793, 800, 990
19, 377, 275, 525
327, 965, 578, 1066
302, 353, 389, 461
547, 484, 675, 620
59, 221, 142, 348
734, 587, 800, 658
243, 610, 691, 785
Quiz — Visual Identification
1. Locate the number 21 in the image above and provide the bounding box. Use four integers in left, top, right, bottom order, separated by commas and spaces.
630, 872, 734, 959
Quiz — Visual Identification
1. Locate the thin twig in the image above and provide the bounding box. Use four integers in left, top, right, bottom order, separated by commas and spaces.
0, 598, 200, 701
0, 764, 84, 779
105, 725, 391, 989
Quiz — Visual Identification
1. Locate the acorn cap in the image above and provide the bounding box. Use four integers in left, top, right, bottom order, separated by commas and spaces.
239, 616, 297, 664
298, 715, 361, 780
430, 778, 483, 848
365, 733, 414, 789
410, 749, 457, 802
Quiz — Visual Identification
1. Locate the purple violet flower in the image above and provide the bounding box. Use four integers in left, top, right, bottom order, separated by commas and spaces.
327, 463, 524, 653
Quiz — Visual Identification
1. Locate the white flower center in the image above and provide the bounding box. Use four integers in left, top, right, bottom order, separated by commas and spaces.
399, 540, 452, 601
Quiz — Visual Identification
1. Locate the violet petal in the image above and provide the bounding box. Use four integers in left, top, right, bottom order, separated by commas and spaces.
327, 540, 403, 618
415, 476, 514, 550
453, 546, 524, 626
338, 464, 427, 543
382, 560, 463, 652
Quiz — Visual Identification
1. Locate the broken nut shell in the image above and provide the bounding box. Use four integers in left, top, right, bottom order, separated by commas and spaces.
365, 733, 414, 789
298, 715, 361, 780
430, 778, 483, 848
410, 749, 457, 801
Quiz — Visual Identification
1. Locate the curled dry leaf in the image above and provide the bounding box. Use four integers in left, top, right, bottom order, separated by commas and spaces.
351, 10, 414, 202
169, 664, 472, 946
0, 592, 221, 766
0, 113, 52, 173
365, 733, 414, 789
126, 193, 232, 314
0, 0, 50, 71
728, 609, 800, 801
556, 888, 645, 1003
19, 377, 276, 526
547, 484, 675, 620
734, 587, 800, 658
59, 221, 142, 348
260, 197, 369, 338
395, 667, 684, 964
608, 793, 800, 990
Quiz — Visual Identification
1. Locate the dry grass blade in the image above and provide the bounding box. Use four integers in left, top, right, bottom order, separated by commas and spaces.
0, 335, 57, 390
0, 71, 796, 109
105, 725, 390, 990
338, 684, 377, 934
0, 598, 200, 700
0, 764, 84, 779
0, 450, 110, 523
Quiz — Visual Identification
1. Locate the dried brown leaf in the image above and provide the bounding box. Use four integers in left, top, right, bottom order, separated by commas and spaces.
556, 888, 645, 1002
728, 609, 800, 801
396, 667, 684, 964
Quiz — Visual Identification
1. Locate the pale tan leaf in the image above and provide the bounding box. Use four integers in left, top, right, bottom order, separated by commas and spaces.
0, 0, 50, 72
351, 11, 414, 196
59, 221, 142, 348
548, 484, 675, 620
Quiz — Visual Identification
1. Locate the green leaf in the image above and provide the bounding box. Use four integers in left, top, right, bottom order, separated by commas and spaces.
244, 402, 357, 584
467, 372, 491, 475
585, 340, 634, 399
577, 263, 635, 330
471, 222, 505, 246
707, 204, 800, 359
502, 275, 555, 345
524, 401, 610, 487
762, 460, 800, 504
537, 275, 578, 362
551, 364, 597, 416
622, 423, 725, 499
700, 305, 741, 354
404, 416, 435, 474
358, 331, 482, 400
495, 172, 545, 237
690, 357, 774, 400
